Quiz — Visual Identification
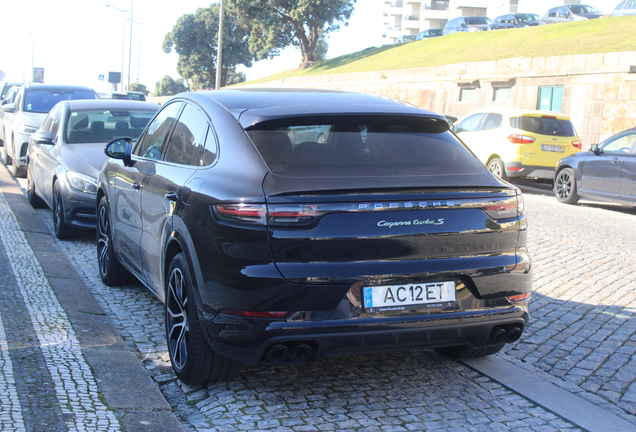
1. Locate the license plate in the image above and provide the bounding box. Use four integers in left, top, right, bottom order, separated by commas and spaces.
541, 144, 563, 152
363, 282, 456, 312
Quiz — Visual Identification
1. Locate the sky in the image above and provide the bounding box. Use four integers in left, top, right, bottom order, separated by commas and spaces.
0, 0, 383, 93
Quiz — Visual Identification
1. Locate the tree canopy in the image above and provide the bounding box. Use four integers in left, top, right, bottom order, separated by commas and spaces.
229, 0, 356, 68
129, 83, 149, 96
154, 75, 188, 97
163, 4, 252, 89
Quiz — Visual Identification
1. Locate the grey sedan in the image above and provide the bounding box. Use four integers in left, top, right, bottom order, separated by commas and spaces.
26, 99, 158, 239
554, 127, 636, 205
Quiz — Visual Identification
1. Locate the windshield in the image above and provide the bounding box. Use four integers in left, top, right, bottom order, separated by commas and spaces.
246, 115, 486, 177
25, 90, 97, 113
430, 29, 443, 36
516, 14, 538, 22
510, 116, 576, 137
66, 108, 157, 144
465, 17, 491, 25
569, 5, 601, 14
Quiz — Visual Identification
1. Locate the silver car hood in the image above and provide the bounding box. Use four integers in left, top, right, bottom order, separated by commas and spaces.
18, 112, 47, 128
60, 143, 109, 178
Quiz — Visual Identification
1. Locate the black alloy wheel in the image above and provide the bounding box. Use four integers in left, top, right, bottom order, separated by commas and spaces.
487, 158, 508, 181
52, 181, 72, 240
554, 168, 579, 204
97, 196, 130, 286
166, 253, 239, 384
26, 163, 45, 208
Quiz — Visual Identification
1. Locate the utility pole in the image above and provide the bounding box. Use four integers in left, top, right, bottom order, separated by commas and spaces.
127, 0, 134, 91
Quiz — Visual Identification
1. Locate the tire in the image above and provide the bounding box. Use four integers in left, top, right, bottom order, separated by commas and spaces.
487, 158, 508, 181
554, 168, 579, 204
52, 181, 73, 240
26, 163, 46, 208
97, 196, 131, 286
12, 160, 25, 178
166, 253, 239, 384
4, 138, 12, 165
436, 343, 505, 359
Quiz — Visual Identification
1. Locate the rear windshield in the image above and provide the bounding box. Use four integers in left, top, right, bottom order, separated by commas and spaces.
25, 90, 97, 113
569, 5, 600, 14
246, 115, 486, 177
66, 108, 157, 143
510, 116, 576, 137
516, 14, 538, 22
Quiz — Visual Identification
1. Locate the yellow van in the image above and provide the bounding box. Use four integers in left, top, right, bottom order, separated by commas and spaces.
453, 107, 582, 180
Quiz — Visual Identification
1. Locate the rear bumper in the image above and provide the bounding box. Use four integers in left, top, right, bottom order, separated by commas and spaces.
504, 162, 555, 179
207, 303, 530, 364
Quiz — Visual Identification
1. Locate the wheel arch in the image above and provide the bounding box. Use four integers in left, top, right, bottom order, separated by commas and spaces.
163, 225, 206, 310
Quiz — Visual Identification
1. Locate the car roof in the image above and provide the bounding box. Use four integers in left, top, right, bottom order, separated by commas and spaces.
23, 83, 96, 93
180, 88, 442, 127
59, 99, 159, 110
462, 106, 571, 120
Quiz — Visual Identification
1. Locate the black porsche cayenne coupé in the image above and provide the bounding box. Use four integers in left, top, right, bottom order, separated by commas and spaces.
97, 89, 532, 384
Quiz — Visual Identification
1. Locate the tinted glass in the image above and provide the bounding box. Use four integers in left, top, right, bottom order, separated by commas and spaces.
430, 29, 443, 36
134, 102, 182, 160
456, 113, 484, 132
50, 109, 63, 138
516, 14, 537, 22
41, 107, 58, 132
601, 133, 636, 153
465, 17, 490, 25
164, 104, 209, 166
66, 108, 157, 144
24, 89, 97, 113
481, 113, 503, 130
201, 127, 218, 166
246, 115, 484, 177
510, 116, 576, 137
1, 85, 18, 99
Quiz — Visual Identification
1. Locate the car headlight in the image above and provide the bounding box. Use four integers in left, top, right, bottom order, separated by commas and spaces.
18, 124, 38, 135
65, 171, 98, 194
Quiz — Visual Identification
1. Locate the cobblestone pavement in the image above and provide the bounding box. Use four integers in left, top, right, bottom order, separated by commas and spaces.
6, 172, 636, 431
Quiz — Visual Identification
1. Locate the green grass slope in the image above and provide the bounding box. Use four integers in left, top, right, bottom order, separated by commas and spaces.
245, 16, 636, 85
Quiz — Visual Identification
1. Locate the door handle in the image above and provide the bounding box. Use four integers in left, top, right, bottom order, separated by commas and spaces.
132, 182, 142, 190
612, 158, 620, 163
165, 191, 179, 202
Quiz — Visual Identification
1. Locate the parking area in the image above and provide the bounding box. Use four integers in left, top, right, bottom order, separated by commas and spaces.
1, 168, 635, 431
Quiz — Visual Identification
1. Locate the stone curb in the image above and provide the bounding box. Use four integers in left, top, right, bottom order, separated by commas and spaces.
0, 165, 183, 432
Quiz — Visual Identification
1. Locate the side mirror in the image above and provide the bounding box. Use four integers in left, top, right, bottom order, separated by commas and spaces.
590, 144, 601, 155
2, 103, 15, 113
105, 137, 133, 167
32, 131, 54, 145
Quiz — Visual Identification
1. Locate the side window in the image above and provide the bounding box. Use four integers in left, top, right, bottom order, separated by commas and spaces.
164, 103, 209, 166
558, 7, 569, 17
455, 113, 484, 133
548, 8, 557, 17
14, 91, 23, 112
602, 133, 636, 153
480, 113, 503, 131
134, 102, 183, 160
201, 127, 218, 166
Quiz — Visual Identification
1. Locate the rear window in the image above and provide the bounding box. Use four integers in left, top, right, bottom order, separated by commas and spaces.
66, 108, 157, 143
25, 89, 97, 113
246, 115, 486, 177
465, 17, 490, 25
510, 116, 576, 137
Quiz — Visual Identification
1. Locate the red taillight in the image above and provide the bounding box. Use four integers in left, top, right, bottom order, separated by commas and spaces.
219, 309, 293, 318
507, 134, 536, 144
572, 140, 582, 149
508, 167, 522, 172
482, 195, 523, 220
268, 206, 322, 224
542, 115, 557, 119
213, 204, 267, 225
506, 292, 531, 302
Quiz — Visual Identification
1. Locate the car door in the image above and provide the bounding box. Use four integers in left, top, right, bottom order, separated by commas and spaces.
579, 133, 632, 200
112, 101, 184, 280
617, 132, 636, 202
138, 102, 208, 294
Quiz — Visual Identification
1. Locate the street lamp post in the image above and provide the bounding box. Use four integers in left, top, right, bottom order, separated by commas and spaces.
128, 0, 134, 91
129, 20, 145, 84
105, 4, 129, 92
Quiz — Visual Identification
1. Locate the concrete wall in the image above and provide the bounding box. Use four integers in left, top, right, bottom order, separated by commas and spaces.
241, 51, 636, 149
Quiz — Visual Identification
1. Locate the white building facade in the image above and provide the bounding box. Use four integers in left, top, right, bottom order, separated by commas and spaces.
382, 0, 612, 44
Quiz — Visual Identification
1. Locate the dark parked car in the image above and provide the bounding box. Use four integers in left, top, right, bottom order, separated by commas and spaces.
555, 127, 636, 205
97, 89, 532, 384
540, 5, 604, 25
26, 99, 158, 239
2, 83, 98, 177
416, 28, 444, 39
443, 16, 492, 35
489, 13, 540, 30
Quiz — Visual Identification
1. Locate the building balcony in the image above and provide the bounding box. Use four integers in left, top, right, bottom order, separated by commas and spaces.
403, 16, 421, 28
405, 0, 422, 5
421, 8, 449, 20
422, 0, 448, 11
